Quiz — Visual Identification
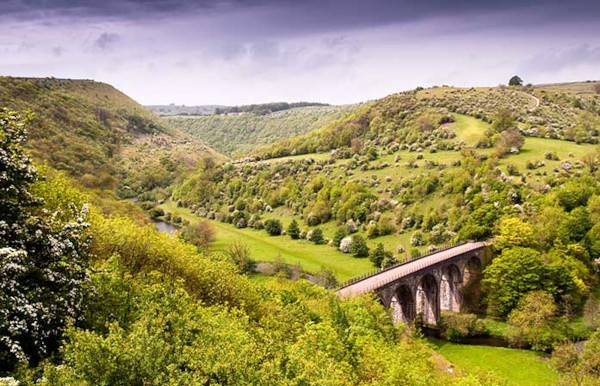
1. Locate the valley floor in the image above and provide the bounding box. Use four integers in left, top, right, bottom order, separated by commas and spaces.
429, 339, 558, 385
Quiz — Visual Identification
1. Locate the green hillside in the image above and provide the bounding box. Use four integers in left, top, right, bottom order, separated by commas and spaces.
164, 104, 358, 155
0, 77, 224, 196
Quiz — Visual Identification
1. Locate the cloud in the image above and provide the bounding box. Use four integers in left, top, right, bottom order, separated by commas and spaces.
94, 33, 120, 50
519, 44, 600, 74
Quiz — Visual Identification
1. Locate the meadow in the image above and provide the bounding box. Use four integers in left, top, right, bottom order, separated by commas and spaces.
429, 339, 558, 386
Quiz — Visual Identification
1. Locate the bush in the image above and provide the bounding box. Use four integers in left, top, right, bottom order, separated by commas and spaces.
350, 235, 369, 257
410, 230, 426, 246
178, 221, 216, 251
339, 236, 353, 253
149, 207, 164, 218
440, 313, 488, 342
369, 243, 393, 268
225, 241, 256, 274
264, 219, 283, 236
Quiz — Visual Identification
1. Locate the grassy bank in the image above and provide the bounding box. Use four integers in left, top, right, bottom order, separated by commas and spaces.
158, 201, 375, 282
429, 339, 558, 385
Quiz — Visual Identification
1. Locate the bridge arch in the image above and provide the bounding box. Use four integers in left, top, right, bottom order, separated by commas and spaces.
390, 285, 415, 325
417, 274, 439, 324
440, 264, 462, 312
464, 256, 482, 285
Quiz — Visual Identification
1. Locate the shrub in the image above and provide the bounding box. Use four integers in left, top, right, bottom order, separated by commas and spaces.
440, 313, 488, 342
410, 230, 426, 246
178, 221, 216, 251
264, 219, 283, 236
369, 243, 393, 268
314, 268, 338, 289
225, 241, 256, 274
339, 236, 353, 253
350, 235, 369, 257
149, 207, 164, 218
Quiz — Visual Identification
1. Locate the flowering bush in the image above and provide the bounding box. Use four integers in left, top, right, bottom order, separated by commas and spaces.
0, 110, 91, 369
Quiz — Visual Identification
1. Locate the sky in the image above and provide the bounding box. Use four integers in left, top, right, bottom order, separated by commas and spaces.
0, 0, 599, 105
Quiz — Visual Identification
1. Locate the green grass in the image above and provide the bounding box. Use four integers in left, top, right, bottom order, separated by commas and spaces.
158, 201, 375, 282
451, 114, 488, 145
429, 339, 558, 385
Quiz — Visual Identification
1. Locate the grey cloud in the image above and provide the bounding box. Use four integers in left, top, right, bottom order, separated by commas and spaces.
519, 44, 600, 74
94, 33, 120, 50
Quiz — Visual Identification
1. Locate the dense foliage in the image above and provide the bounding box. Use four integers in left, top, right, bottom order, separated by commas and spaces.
2, 112, 495, 385
0, 76, 222, 200
0, 111, 90, 370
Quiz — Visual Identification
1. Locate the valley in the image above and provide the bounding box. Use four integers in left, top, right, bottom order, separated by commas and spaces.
2, 77, 600, 385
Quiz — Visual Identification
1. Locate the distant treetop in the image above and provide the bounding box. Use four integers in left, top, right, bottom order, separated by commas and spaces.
215, 102, 329, 116
509, 75, 523, 86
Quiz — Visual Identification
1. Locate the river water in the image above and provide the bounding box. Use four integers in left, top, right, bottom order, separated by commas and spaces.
153, 220, 179, 235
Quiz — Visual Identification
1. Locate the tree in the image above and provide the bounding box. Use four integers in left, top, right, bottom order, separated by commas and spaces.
0, 110, 91, 369
287, 219, 300, 239
491, 108, 515, 133
508, 75, 523, 86
311, 228, 324, 244
595, 83, 600, 95
264, 219, 283, 236
496, 217, 535, 250
179, 221, 215, 251
552, 330, 600, 385
506, 291, 567, 350
350, 235, 369, 257
482, 247, 573, 317
584, 295, 599, 331
494, 128, 524, 157
333, 228, 346, 247
370, 243, 393, 268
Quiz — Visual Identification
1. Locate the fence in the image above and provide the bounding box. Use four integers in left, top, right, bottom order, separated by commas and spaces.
337, 241, 467, 290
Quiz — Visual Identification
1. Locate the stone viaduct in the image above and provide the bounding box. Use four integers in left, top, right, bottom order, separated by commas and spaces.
337, 241, 489, 325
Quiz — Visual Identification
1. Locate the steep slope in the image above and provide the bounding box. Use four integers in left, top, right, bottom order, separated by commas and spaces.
164, 104, 358, 155
0, 76, 223, 194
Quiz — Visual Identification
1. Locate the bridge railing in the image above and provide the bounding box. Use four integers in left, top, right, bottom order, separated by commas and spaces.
337, 241, 469, 290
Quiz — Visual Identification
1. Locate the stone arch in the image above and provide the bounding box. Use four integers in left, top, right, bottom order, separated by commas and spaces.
440, 264, 462, 312
464, 256, 482, 285
417, 274, 439, 324
390, 285, 415, 325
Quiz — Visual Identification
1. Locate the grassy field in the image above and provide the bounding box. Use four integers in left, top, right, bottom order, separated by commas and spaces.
429, 339, 558, 385
158, 201, 375, 282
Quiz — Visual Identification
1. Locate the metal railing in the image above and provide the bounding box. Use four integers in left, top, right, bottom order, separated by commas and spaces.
337, 241, 468, 290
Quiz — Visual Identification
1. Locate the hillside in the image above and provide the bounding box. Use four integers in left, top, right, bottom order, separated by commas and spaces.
158, 82, 600, 280
0, 77, 223, 196
164, 104, 358, 155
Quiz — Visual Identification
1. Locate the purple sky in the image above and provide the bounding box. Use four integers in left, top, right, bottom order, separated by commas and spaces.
1, 0, 599, 105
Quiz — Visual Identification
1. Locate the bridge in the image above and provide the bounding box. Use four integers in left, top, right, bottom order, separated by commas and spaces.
337, 241, 489, 325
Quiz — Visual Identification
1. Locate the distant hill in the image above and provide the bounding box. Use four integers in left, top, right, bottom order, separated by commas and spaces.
163, 104, 358, 155
0, 76, 223, 195
147, 101, 329, 117
146, 104, 223, 116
